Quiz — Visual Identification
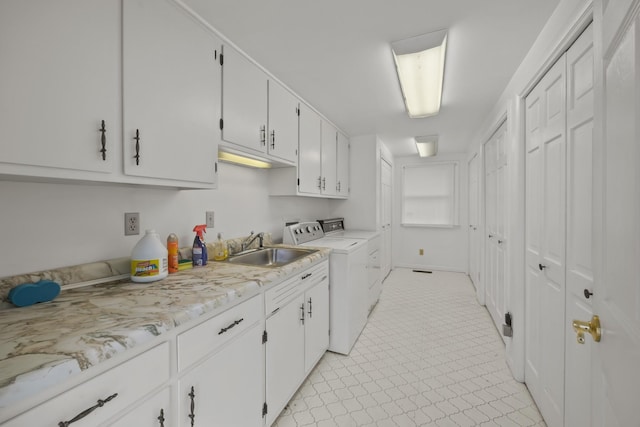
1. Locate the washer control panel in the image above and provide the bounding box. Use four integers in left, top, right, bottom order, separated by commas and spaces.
283, 221, 325, 245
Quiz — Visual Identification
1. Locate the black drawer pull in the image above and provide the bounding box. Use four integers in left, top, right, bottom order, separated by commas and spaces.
308, 297, 313, 318
188, 386, 195, 427
133, 129, 141, 165
158, 408, 165, 427
218, 318, 244, 335
301, 273, 312, 280
58, 393, 118, 426
99, 120, 107, 161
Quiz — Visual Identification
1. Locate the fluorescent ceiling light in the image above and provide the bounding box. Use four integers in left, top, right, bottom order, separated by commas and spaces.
391, 30, 447, 118
218, 151, 272, 169
415, 135, 438, 157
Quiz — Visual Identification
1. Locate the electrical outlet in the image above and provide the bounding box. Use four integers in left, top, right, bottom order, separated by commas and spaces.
206, 211, 215, 229
419, 248, 424, 256
124, 212, 140, 236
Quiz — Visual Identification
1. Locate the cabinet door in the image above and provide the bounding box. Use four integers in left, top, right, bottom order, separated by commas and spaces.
336, 131, 350, 197
320, 119, 338, 196
265, 294, 305, 426
304, 279, 329, 373
0, 0, 119, 176
267, 80, 299, 163
221, 45, 268, 154
110, 387, 171, 427
123, 0, 219, 185
179, 324, 263, 427
298, 103, 322, 194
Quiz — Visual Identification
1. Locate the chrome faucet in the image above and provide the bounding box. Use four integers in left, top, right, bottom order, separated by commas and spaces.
241, 231, 264, 252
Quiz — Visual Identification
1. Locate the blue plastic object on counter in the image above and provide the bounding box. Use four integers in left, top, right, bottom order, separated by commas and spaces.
8, 280, 61, 307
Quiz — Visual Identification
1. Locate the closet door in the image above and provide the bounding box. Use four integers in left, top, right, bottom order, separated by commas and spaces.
525, 54, 566, 427
468, 152, 481, 291
484, 122, 507, 333
564, 23, 594, 427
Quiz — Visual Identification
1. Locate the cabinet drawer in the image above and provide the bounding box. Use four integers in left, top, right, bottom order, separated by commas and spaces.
4, 342, 170, 427
265, 261, 328, 315
177, 294, 261, 372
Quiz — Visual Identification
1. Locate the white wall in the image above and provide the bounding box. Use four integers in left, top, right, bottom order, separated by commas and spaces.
392, 153, 468, 273
0, 163, 331, 277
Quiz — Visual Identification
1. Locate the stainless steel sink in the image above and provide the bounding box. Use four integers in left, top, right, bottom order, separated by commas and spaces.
225, 247, 318, 268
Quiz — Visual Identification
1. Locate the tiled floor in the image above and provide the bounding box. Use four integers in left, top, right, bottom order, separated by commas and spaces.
274, 268, 546, 427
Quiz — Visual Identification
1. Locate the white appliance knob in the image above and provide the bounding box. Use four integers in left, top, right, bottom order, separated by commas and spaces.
306, 226, 312, 232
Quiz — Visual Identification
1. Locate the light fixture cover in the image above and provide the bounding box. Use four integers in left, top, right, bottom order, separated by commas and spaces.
391, 30, 447, 118
218, 151, 272, 168
415, 135, 438, 157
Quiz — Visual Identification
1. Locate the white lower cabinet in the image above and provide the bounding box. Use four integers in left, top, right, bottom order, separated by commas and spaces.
109, 386, 171, 427
3, 343, 170, 427
265, 261, 329, 426
178, 324, 264, 427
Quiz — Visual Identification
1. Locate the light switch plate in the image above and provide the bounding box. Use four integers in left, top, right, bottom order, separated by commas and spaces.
206, 211, 215, 229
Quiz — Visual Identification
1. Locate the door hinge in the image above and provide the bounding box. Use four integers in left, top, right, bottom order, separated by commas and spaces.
219, 53, 224, 66
262, 402, 268, 417
215, 162, 218, 173
262, 330, 267, 344
214, 50, 217, 60
296, 107, 300, 117
219, 118, 223, 130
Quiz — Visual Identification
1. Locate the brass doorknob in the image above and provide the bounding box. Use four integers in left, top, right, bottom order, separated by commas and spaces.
572, 315, 601, 344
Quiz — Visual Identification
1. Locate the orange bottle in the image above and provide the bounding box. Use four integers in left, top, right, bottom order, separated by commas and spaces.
167, 233, 179, 274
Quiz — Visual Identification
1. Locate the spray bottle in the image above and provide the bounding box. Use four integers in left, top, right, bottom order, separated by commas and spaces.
192, 224, 208, 267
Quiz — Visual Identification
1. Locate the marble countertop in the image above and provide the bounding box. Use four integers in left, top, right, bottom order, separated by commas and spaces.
0, 246, 330, 408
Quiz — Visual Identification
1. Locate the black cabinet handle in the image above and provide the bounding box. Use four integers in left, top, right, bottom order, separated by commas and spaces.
99, 120, 107, 161
134, 129, 141, 165
498, 240, 503, 244
488, 234, 494, 239
317, 176, 322, 189
188, 386, 195, 427
308, 297, 313, 318
218, 318, 244, 335
337, 181, 341, 192
260, 125, 266, 145
300, 304, 305, 325
158, 408, 165, 427
539, 263, 546, 271
301, 273, 312, 280
270, 130, 276, 149
58, 393, 118, 426
584, 289, 593, 299
322, 177, 326, 190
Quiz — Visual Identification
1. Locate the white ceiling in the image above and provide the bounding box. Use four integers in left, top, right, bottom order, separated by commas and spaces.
184, 0, 560, 157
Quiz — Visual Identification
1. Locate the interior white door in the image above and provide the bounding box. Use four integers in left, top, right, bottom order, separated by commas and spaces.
380, 158, 393, 280
468, 152, 481, 291
564, 23, 594, 427
525, 54, 567, 427
484, 122, 508, 333
591, 3, 640, 426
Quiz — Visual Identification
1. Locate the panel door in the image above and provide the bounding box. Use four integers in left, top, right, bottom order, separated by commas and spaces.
320, 119, 338, 196
123, 0, 219, 184
564, 23, 594, 427
380, 158, 393, 280
591, 3, 640, 426
336, 132, 350, 197
221, 45, 268, 153
468, 152, 481, 290
304, 279, 329, 373
0, 0, 119, 175
178, 324, 263, 427
265, 295, 305, 426
298, 103, 322, 194
267, 79, 298, 163
525, 54, 567, 427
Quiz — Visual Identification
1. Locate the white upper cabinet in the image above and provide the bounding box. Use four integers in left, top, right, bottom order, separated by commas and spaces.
321, 119, 338, 196
221, 45, 268, 154
221, 45, 298, 165
267, 80, 299, 163
297, 102, 323, 194
336, 131, 350, 197
0, 0, 120, 178
123, 0, 219, 186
